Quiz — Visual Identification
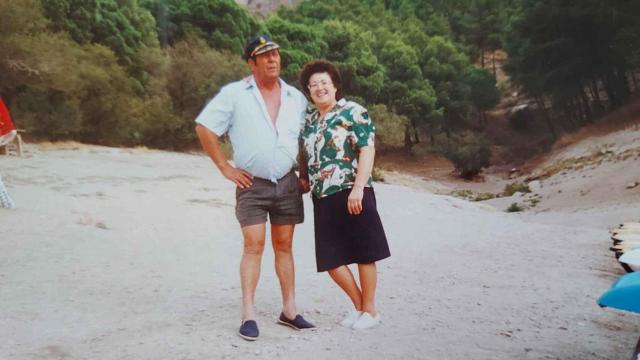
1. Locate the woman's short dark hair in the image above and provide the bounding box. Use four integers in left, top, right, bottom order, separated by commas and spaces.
299, 59, 343, 101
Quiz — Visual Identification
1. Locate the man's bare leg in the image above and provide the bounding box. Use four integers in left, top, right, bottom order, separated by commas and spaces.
271, 224, 297, 319
240, 223, 266, 321
357, 262, 377, 315
328, 265, 363, 310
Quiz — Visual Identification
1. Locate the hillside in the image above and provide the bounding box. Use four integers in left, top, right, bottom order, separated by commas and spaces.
235, 0, 301, 17
380, 97, 640, 215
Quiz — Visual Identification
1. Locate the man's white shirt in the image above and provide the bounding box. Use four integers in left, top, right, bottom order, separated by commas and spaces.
195, 76, 307, 182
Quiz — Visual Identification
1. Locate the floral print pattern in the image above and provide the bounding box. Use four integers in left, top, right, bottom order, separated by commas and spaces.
300, 99, 375, 198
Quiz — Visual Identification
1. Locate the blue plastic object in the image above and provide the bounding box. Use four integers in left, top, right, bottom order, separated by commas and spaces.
598, 272, 640, 314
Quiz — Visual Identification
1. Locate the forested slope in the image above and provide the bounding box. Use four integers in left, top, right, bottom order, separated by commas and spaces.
1, 0, 638, 172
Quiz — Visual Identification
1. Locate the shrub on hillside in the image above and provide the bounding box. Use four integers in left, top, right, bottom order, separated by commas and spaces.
443, 132, 491, 179
3, 30, 145, 145
506, 202, 524, 212
368, 103, 408, 152
137, 37, 248, 149
372, 166, 385, 182
450, 189, 496, 201
502, 182, 531, 196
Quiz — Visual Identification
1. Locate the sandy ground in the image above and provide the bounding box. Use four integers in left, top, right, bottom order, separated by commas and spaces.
1, 139, 639, 360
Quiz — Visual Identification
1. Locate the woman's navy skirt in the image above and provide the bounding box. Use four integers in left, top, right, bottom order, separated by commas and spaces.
312, 187, 390, 272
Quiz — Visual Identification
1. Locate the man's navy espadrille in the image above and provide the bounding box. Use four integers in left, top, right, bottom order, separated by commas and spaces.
238, 320, 259, 341
277, 313, 316, 330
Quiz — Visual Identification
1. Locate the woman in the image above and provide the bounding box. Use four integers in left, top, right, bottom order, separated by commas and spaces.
298, 60, 390, 330
0, 97, 16, 208
0, 175, 14, 208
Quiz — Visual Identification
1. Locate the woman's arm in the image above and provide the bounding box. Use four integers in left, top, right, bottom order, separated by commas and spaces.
347, 145, 375, 215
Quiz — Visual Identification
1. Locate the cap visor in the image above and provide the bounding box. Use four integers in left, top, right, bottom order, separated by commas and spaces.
252, 43, 280, 57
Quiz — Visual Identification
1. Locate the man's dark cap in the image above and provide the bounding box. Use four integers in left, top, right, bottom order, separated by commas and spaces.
243, 34, 280, 61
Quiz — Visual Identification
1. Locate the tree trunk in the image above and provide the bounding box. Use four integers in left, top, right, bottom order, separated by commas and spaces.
411, 120, 420, 144
588, 80, 597, 99
536, 96, 557, 140
579, 89, 592, 122
589, 77, 603, 116
603, 73, 617, 110
403, 125, 413, 155
615, 65, 630, 104
631, 71, 638, 92
479, 111, 486, 128
444, 119, 451, 138
442, 110, 451, 139
491, 51, 497, 78
561, 100, 576, 130
572, 97, 584, 125
566, 99, 576, 127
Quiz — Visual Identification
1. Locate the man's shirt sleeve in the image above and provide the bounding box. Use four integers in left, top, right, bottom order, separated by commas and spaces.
299, 94, 308, 128
194, 85, 234, 136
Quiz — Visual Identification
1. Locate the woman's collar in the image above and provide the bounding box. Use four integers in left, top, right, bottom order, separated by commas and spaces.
312, 98, 347, 122
324, 98, 347, 114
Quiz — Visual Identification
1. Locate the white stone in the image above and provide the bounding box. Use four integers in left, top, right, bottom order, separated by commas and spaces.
528, 180, 542, 191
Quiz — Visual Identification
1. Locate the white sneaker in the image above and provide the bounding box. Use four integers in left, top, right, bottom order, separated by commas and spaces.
351, 311, 381, 330
339, 310, 362, 328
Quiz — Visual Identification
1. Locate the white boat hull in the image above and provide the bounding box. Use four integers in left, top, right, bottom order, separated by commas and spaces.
619, 248, 640, 272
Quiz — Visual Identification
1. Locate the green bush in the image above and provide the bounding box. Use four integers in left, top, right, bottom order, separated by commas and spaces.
368, 103, 408, 152
372, 166, 385, 182
502, 182, 531, 196
506, 202, 524, 212
443, 132, 491, 179
136, 37, 248, 149
450, 189, 475, 200
474, 192, 496, 201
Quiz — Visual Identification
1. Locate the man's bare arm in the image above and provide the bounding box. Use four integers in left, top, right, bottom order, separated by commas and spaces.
297, 147, 310, 193
195, 124, 253, 188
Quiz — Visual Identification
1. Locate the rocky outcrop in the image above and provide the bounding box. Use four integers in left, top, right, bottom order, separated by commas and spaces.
235, 0, 301, 18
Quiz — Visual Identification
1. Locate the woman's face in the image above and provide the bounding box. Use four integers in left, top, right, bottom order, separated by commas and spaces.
308, 72, 337, 108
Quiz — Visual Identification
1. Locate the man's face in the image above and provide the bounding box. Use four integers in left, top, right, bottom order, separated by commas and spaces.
249, 49, 281, 80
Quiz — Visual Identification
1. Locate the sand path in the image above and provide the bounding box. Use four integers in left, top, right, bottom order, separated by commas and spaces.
1, 144, 638, 359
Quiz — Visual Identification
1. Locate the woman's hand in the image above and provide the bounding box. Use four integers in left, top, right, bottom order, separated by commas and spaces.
347, 186, 364, 215
299, 178, 310, 193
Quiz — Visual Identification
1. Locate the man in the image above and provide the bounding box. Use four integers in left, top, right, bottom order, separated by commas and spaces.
194, 35, 314, 341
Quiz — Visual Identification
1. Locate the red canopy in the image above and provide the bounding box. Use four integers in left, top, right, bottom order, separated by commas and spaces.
0, 97, 17, 146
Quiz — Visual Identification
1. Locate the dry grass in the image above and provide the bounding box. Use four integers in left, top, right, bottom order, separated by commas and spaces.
526, 147, 640, 182
376, 149, 454, 180
449, 189, 497, 201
